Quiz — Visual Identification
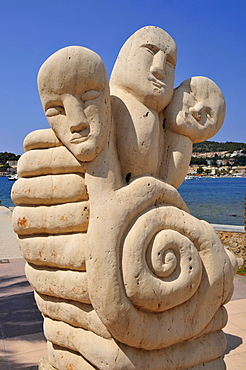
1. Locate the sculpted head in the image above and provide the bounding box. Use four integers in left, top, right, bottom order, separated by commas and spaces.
38, 46, 111, 161
110, 26, 177, 113
164, 76, 226, 142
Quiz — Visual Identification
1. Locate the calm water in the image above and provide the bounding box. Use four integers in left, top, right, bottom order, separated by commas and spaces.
0, 176, 16, 208
179, 177, 246, 226
0, 176, 245, 226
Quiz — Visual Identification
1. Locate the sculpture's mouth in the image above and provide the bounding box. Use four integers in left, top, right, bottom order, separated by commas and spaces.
148, 76, 166, 89
70, 133, 89, 143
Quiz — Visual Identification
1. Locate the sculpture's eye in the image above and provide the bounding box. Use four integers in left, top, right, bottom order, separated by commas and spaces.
81, 90, 101, 102
166, 54, 176, 68
45, 106, 65, 117
204, 107, 213, 119
142, 44, 159, 55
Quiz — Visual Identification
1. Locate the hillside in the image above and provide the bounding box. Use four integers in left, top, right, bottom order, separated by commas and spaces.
0, 152, 20, 164
1, 142, 246, 162
193, 141, 246, 153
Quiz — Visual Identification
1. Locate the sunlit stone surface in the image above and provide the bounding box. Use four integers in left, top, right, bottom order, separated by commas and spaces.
12, 26, 236, 369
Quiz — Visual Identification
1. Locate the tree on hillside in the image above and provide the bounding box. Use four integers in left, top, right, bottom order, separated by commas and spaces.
0, 163, 10, 172
190, 157, 207, 165
0, 152, 20, 164
193, 141, 246, 153
197, 166, 203, 175
234, 156, 246, 166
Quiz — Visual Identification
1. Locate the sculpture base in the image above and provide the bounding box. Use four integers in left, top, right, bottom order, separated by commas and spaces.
38, 357, 56, 369
38, 330, 227, 370
39, 352, 226, 370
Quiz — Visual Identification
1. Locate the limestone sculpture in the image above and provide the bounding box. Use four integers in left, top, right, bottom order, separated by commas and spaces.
160, 76, 226, 188
12, 26, 237, 369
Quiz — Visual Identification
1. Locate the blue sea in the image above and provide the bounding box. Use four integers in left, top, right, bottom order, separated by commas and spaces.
179, 177, 245, 226
0, 176, 245, 226
0, 176, 16, 208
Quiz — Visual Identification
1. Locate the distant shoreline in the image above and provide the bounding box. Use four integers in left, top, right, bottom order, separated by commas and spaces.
1, 205, 243, 231
1, 177, 245, 226
185, 175, 246, 179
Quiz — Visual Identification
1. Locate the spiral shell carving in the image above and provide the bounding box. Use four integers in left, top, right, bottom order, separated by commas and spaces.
122, 209, 202, 312
86, 194, 236, 350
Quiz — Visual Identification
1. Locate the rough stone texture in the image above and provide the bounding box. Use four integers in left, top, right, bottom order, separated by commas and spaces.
12, 26, 237, 369
160, 76, 225, 189
217, 231, 246, 268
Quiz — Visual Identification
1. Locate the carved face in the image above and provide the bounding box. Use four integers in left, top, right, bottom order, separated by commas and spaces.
38, 46, 110, 162
110, 26, 177, 113
164, 76, 226, 143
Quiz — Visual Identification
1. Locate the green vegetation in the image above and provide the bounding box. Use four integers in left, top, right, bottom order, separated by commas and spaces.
234, 156, 246, 166
196, 166, 203, 175
193, 141, 246, 153
0, 152, 20, 164
237, 267, 246, 275
190, 157, 207, 165
0, 164, 10, 170
191, 141, 246, 167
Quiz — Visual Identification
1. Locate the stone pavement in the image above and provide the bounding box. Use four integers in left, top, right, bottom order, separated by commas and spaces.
0, 257, 46, 369
224, 276, 246, 370
0, 206, 245, 369
0, 207, 22, 259
0, 207, 46, 369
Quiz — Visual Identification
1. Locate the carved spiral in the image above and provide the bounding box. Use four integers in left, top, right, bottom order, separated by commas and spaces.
86, 180, 236, 350
122, 209, 202, 312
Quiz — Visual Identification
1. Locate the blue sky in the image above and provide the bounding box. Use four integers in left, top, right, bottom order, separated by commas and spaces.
1, 0, 245, 154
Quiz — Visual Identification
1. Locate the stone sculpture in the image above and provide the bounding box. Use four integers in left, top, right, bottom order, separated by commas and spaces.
110, 26, 177, 179
160, 76, 226, 188
12, 26, 237, 369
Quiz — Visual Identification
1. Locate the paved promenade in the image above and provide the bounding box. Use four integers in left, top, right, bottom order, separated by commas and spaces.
0, 206, 245, 369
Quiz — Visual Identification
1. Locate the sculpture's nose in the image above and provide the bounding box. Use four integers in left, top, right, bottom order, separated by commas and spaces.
150, 51, 166, 80
67, 98, 89, 132
70, 111, 89, 133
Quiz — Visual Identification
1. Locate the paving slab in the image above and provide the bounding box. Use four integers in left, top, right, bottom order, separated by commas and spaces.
0, 207, 21, 259
0, 257, 46, 369
212, 223, 245, 233
224, 295, 246, 369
